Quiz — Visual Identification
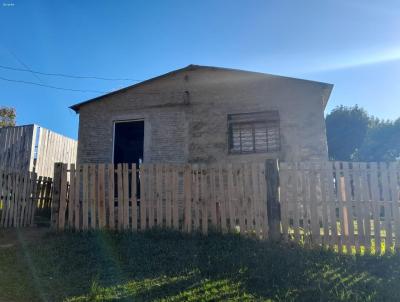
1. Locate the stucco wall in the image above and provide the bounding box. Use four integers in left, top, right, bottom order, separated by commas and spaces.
76, 67, 330, 164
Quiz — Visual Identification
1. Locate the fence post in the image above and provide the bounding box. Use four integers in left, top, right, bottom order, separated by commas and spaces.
265, 159, 281, 240
51, 162, 62, 229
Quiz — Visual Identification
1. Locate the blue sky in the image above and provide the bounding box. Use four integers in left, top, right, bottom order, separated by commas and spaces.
0, 0, 399, 139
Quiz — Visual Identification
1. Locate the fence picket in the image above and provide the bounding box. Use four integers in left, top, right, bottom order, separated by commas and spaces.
309, 164, 321, 245
123, 163, 129, 230
25, 174, 31, 227
148, 165, 155, 229
172, 167, 179, 230
183, 165, 192, 232
279, 162, 290, 240
58, 164, 68, 231
74, 165, 81, 230
389, 162, 400, 249
155, 164, 163, 227
380, 163, 393, 251
200, 167, 208, 234
210, 167, 218, 229
6, 173, 13, 227
90, 164, 98, 229
165, 165, 172, 228
193, 167, 200, 231
0, 172, 6, 227
140, 165, 147, 231
82, 165, 89, 230
335, 162, 347, 253
0, 173, 5, 227
107, 164, 115, 230
226, 164, 235, 231
243, 164, 252, 234
352, 163, 366, 253
370, 163, 382, 255
98, 164, 106, 229
218, 166, 227, 233
131, 164, 137, 231
12, 173, 19, 227
20, 173, 28, 227
291, 163, 299, 240
117, 164, 124, 230
68, 164, 76, 228
343, 162, 355, 253
319, 163, 330, 247
239, 165, 246, 234
360, 163, 372, 252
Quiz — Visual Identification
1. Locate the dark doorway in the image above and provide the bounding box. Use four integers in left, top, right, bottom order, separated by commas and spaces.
113, 120, 144, 165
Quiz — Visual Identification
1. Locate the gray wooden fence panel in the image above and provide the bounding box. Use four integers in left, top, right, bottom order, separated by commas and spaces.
0, 124, 77, 178
0, 125, 35, 173
35, 127, 78, 178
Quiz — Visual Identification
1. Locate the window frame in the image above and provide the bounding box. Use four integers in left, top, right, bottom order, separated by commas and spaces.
227, 111, 281, 155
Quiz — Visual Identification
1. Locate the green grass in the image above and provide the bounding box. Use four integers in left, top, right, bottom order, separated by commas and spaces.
1, 229, 400, 301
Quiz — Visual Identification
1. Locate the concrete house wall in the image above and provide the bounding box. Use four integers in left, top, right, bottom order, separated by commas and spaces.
73, 65, 332, 164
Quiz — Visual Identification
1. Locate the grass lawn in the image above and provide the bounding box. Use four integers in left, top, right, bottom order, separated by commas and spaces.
1, 229, 400, 302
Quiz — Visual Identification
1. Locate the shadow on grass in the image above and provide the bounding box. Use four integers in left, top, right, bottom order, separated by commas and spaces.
2, 229, 400, 301
66, 273, 259, 302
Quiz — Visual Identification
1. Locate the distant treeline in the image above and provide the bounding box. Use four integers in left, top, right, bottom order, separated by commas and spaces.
326, 105, 400, 162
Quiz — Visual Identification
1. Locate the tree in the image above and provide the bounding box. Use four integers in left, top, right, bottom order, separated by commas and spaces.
355, 118, 400, 161
0, 107, 16, 127
326, 105, 400, 162
325, 105, 369, 161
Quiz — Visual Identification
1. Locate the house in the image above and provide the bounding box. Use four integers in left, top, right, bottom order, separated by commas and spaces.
71, 65, 333, 165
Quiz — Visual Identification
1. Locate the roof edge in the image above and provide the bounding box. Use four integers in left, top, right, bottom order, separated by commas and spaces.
70, 65, 196, 113
321, 84, 334, 109
70, 64, 334, 113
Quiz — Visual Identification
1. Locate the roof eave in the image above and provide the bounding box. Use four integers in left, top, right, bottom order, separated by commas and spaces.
69, 65, 198, 113
321, 83, 334, 109
70, 64, 335, 113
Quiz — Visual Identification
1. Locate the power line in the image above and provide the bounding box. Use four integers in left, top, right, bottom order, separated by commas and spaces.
0, 75, 180, 96
6, 49, 45, 84
0, 64, 142, 81
0, 75, 107, 93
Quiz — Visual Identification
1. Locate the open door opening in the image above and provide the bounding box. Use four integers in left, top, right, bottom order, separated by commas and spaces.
113, 120, 144, 165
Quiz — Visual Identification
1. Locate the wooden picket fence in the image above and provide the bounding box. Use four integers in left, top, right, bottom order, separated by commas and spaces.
51, 163, 268, 238
0, 170, 52, 228
280, 161, 400, 254
33, 176, 53, 223
51, 160, 400, 254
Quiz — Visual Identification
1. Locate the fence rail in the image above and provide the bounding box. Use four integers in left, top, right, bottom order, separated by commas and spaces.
280, 161, 400, 254
52, 163, 269, 238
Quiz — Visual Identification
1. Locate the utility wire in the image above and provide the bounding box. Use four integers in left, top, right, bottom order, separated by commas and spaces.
6, 49, 45, 84
0, 75, 177, 95
0, 75, 107, 93
0, 64, 142, 81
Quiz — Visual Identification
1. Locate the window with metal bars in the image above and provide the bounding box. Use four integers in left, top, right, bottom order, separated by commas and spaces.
228, 111, 280, 154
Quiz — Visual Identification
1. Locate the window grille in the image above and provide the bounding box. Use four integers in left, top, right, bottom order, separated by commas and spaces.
228, 111, 280, 154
